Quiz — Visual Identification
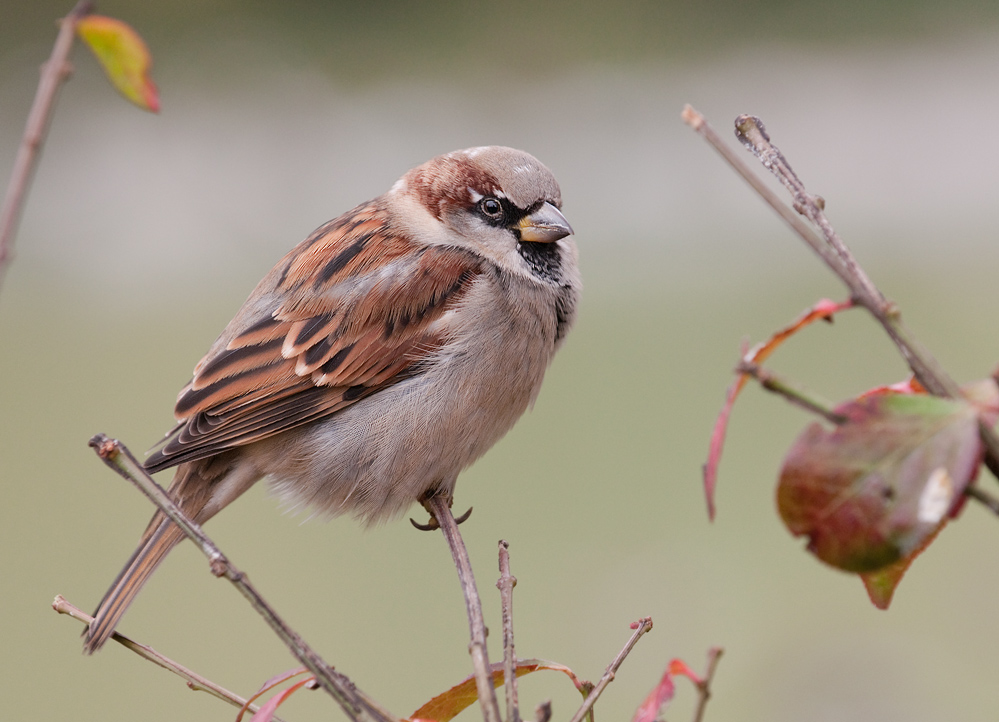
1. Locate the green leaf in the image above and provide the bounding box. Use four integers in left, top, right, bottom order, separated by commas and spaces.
777, 386, 992, 578
76, 15, 159, 112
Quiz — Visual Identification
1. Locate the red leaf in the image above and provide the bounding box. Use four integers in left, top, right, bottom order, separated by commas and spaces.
76, 15, 159, 112
704, 298, 853, 518
667, 658, 701, 684
410, 659, 587, 722
631, 667, 677, 722
249, 678, 314, 722
777, 382, 996, 596
236, 667, 311, 722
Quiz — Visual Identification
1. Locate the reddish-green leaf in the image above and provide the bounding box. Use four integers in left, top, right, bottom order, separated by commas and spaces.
410, 659, 587, 722
860, 548, 917, 609
777, 382, 996, 582
859, 495, 955, 608
76, 15, 159, 112
704, 298, 854, 519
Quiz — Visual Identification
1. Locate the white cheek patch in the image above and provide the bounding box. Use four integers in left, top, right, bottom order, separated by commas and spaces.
917, 466, 954, 524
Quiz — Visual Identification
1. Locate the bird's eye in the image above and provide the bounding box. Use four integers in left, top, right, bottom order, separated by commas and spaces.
479, 197, 504, 220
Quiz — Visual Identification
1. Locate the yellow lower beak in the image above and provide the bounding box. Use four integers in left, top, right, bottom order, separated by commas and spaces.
517, 202, 573, 243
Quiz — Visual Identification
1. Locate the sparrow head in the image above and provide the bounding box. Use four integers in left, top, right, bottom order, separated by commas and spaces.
390, 146, 574, 281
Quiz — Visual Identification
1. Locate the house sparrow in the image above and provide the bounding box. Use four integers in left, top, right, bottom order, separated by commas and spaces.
84, 146, 580, 653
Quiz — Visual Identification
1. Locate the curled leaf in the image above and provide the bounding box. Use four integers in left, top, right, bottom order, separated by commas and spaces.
236, 667, 311, 722
76, 15, 159, 112
249, 677, 314, 722
704, 298, 854, 518
410, 659, 587, 722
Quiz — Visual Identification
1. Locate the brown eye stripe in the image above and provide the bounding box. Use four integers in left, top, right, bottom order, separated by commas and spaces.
407, 156, 500, 220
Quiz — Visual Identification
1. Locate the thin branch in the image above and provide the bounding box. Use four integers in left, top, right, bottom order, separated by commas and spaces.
680, 105, 849, 279
424, 494, 503, 722
736, 361, 847, 424
568, 617, 654, 722
683, 105, 999, 484
966, 485, 999, 516
691, 647, 723, 722
496, 540, 520, 722
87, 433, 398, 722
0, 0, 92, 294
52, 595, 286, 721
534, 700, 552, 722
730, 113, 958, 396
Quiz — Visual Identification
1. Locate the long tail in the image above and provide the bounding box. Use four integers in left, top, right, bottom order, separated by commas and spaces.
83, 453, 258, 653
84, 460, 217, 653
82, 512, 186, 653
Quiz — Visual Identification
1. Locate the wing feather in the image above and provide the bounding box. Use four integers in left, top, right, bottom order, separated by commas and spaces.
145, 200, 483, 473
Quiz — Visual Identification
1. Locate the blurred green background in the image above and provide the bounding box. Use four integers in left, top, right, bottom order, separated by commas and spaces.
4, 1, 999, 720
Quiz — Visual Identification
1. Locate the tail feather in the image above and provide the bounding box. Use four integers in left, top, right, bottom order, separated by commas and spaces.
83, 516, 185, 653
83, 453, 255, 653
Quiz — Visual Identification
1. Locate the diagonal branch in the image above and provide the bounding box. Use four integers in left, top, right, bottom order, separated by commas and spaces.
737, 360, 847, 425
730, 113, 957, 397
568, 617, 654, 722
0, 0, 93, 295
87, 433, 398, 722
682, 105, 999, 486
52, 595, 286, 722
691, 647, 724, 722
424, 494, 502, 722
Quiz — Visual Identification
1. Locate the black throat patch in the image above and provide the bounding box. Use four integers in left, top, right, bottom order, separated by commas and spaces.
517, 241, 563, 284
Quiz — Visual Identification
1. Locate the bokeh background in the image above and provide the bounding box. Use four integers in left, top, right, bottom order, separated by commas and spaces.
4, 1, 999, 720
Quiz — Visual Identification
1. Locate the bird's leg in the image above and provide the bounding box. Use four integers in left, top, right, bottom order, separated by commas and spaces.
410, 488, 473, 531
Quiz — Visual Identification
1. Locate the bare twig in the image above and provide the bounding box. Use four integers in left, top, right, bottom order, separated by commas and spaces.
966, 485, 999, 516
736, 361, 846, 424
53, 595, 285, 721
682, 105, 999, 484
0, 0, 93, 294
87, 433, 398, 722
496, 540, 520, 722
691, 647, 723, 722
731, 114, 957, 395
680, 105, 849, 279
568, 617, 654, 722
534, 700, 553, 722
425, 494, 502, 722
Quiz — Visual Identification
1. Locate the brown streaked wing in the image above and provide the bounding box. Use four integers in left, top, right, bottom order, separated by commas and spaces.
144, 216, 484, 473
